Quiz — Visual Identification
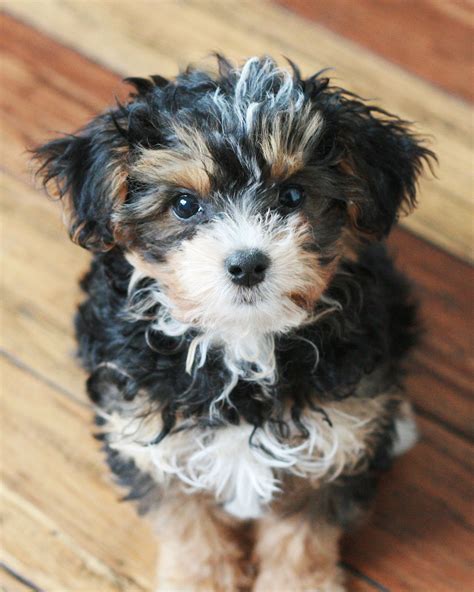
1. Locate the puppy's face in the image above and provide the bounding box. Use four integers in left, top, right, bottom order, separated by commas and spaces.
36, 57, 432, 337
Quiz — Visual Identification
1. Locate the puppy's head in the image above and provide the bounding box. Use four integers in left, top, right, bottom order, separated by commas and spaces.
35, 56, 433, 339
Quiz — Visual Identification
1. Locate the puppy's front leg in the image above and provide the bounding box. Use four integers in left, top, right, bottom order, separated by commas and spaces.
254, 511, 344, 592
153, 492, 252, 592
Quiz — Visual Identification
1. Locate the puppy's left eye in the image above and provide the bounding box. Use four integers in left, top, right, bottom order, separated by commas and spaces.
279, 185, 305, 209
172, 193, 202, 219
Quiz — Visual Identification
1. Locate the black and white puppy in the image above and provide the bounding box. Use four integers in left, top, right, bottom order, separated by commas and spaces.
35, 56, 434, 591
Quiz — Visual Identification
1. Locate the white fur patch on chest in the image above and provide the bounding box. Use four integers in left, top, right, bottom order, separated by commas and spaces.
105, 396, 390, 520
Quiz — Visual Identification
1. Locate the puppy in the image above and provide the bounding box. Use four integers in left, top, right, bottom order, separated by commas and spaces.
35, 56, 434, 591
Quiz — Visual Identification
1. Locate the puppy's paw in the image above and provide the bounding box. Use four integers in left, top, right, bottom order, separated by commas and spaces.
392, 400, 419, 456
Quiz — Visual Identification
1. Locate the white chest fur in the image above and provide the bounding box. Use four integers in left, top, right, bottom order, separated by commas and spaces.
103, 395, 411, 520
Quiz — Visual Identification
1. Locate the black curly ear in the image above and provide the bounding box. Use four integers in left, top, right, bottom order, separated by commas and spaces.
341, 104, 435, 238
34, 110, 129, 251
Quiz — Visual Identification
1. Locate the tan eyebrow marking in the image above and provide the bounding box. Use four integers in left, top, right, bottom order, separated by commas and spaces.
259, 108, 324, 179
131, 127, 215, 196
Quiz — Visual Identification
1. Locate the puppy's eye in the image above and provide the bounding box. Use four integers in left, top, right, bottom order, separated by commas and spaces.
172, 193, 201, 219
279, 185, 305, 209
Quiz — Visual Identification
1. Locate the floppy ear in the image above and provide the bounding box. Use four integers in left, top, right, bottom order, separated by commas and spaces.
339, 102, 435, 238
34, 109, 129, 251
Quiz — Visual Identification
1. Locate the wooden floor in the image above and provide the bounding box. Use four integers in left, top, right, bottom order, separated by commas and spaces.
1, 2, 473, 591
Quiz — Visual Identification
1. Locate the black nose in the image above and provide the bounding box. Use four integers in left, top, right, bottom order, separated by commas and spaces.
226, 249, 270, 287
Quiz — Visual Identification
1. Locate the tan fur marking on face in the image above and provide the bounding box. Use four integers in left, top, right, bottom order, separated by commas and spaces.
153, 492, 253, 592
125, 251, 198, 323
287, 252, 341, 312
171, 124, 214, 166
260, 108, 324, 180
131, 148, 212, 196
286, 250, 325, 311
260, 135, 305, 179
131, 128, 215, 196
280, 214, 338, 312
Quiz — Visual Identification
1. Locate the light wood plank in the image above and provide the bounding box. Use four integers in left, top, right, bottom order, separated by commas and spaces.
1, 356, 156, 592
0, 566, 38, 592
1, 172, 89, 399
3, 0, 473, 262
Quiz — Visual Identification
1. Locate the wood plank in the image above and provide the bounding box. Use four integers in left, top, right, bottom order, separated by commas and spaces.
388, 228, 474, 440
0, 565, 40, 592
2, 3, 473, 263
343, 415, 474, 591
1, 356, 155, 592
276, 0, 474, 102
1, 172, 89, 400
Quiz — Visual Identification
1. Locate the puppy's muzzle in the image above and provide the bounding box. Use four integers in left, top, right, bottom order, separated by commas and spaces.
226, 249, 270, 287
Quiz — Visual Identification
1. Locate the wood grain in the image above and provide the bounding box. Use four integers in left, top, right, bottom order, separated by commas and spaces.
343, 416, 474, 591
0, 565, 39, 592
1, 11, 473, 592
389, 228, 474, 440
276, 0, 474, 102
1, 356, 155, 592
3, 0, 473, 263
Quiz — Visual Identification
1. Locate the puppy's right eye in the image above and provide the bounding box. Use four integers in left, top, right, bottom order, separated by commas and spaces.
172, 193, 201, 220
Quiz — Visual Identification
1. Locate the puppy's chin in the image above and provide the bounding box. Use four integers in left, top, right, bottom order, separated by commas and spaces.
210, 290, 310, 338
234, 287, 264, 306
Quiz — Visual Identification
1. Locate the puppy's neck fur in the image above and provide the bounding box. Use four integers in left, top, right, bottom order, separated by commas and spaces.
127, 268, 282, 416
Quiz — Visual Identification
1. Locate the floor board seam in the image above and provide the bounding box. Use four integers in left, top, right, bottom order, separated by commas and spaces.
0, 562, 45, 592
341, 561, 390, 592
0, 348, 87, 409
414, 404, 474, 444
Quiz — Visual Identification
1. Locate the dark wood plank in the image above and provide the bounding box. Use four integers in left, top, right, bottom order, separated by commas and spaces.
276, 0, 474, 102
388, 228, 474, 440
343, 416, 474, 591
0, 13, 123, 185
